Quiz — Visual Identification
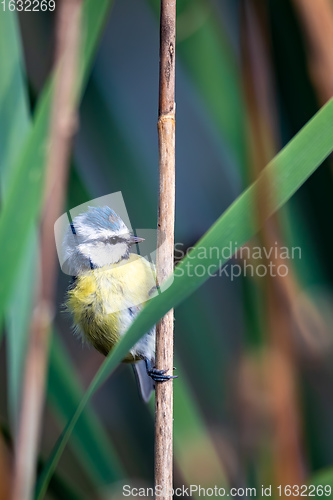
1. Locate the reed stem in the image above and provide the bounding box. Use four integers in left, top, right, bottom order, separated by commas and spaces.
155, 1, 176, 499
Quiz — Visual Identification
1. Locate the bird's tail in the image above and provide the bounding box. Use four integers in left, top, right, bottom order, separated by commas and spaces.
132, 359, 155, 402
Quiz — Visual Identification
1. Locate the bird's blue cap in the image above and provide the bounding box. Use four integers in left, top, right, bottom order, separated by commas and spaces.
70, 206, 129, 241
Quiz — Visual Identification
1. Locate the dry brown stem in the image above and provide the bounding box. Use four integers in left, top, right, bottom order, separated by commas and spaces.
293, 0, 333, 103
241, 1, 305, 488
155, 1, 176, 499
11, 1, 82, 499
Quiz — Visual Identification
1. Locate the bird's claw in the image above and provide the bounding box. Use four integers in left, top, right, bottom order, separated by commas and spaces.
148, 367, 178, 382
145, 359, 178, 382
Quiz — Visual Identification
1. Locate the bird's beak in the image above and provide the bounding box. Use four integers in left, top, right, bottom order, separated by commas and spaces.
129, 235, 145, 245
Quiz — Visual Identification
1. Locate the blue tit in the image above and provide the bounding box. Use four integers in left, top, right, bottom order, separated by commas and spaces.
62, 206, 174, 402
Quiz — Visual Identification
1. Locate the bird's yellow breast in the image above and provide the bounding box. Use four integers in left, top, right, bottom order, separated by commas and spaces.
67, 253, 156, 359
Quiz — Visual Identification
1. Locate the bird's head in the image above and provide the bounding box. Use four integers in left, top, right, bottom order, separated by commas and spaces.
62, 206, 144, 274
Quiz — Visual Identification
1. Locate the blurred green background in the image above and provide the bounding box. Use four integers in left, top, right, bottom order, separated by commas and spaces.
1, 0, 333, 498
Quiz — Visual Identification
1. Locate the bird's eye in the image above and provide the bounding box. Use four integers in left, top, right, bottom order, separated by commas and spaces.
109, 237, 117, 244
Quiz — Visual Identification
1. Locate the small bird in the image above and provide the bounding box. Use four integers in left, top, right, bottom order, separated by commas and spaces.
62, 206, 174, 401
